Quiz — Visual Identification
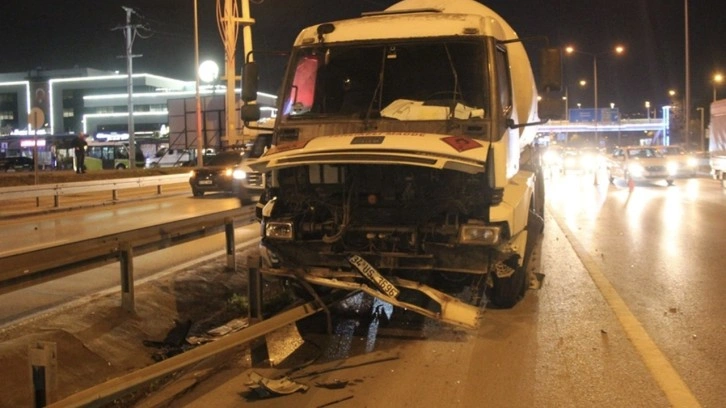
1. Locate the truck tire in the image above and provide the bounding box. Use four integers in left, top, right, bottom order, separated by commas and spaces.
487, 257, 527, 308
487, 191, 538, 308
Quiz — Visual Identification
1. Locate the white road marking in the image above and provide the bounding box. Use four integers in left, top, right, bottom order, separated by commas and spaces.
550, 209, 701, 408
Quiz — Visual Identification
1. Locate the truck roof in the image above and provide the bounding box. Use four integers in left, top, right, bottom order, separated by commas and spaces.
293, 12, 508, 46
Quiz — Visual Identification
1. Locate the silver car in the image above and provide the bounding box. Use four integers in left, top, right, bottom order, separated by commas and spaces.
608, 146, 679, 186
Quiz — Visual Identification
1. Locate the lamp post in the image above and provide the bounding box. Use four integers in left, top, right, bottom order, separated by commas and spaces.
194, 0, 203, 167
714, 73, 724, 102
696, 106, 705, 151
645, 101, 651, 120
565, 45, 625, 147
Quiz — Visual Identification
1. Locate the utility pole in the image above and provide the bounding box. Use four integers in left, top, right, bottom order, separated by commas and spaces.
219, 0, 255, 146
116, 7, 143, 168
684, 0, 691, 150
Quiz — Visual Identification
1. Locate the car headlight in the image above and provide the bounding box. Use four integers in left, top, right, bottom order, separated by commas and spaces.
232, 168, 247, 180
628, 163, 644, 177
265, 221, 294, 240
543, 151, 560, 165
666, 161, 678, 175
458, 224, 500, 245
686, 157, 697, 167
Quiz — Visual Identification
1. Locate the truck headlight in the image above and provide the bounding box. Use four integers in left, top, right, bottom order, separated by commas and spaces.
687, 157, 697, 167
265, 221, 294, 240
628, 163, 644, 177
458, 224, 500, 245
666, 161, 678, 175
233, 168, 247, 180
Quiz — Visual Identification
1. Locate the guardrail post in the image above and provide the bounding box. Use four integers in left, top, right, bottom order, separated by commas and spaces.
157, 185, 162, 195
247, 254, 263, 322
53, 193, 59, 208
29, 341, 57, 407
119, 243, 135, 312
112, 189, 119, 201
225, 218, 236, 271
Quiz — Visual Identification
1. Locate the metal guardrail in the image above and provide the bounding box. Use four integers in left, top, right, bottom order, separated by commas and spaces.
0, 173, 189, 205
0, 207, 253, 300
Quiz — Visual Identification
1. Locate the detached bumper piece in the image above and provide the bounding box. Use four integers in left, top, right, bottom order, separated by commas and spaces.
265, 266, 481, 329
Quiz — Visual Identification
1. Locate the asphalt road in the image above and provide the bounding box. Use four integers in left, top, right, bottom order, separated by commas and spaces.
144, 172, 724, 408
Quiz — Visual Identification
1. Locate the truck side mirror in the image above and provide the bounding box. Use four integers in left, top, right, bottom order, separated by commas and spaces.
538, 48, 562, 93
241, 62, 259, 103
240, 104, 261, 122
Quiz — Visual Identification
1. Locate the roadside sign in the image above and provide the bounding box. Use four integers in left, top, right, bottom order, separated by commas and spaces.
28, 107, 45, 130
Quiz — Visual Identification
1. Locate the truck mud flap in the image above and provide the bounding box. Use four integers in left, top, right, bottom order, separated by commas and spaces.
302, 275, 481, 329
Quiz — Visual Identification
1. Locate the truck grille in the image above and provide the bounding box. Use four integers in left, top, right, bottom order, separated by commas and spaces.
247, 171, 263, 187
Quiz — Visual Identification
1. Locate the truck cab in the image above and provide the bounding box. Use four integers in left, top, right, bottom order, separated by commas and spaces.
241, 0, 560, 328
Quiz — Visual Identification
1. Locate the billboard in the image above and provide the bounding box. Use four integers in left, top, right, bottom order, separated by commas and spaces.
569, 108, 620, 123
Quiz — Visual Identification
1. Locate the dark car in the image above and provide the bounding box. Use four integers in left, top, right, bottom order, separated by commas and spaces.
0, 156, 34, 172
188, 150, 264, 202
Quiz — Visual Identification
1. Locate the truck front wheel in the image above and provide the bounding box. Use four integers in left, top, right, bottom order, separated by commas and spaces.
487, 257, 527, 308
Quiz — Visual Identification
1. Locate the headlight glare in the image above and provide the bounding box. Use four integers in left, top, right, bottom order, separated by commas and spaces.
628, 163, 644, 177
232, 168, 247, 180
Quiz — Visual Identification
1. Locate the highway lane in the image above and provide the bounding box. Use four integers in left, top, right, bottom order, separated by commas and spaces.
0, 190, 240, 257
546, 172, 726, 407
0, 194, 260, 326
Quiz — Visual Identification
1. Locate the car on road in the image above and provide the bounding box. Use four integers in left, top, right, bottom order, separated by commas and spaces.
188, 149, 264, 202
0, 156, 34, 172
655, 145, 697, 177
607, 146, 679, 186
560, 147, 606, 175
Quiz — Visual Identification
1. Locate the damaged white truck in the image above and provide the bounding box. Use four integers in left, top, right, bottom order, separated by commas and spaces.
240, 0, 561, 328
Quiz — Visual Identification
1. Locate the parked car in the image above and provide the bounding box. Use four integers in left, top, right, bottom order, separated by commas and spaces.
607, 146, 680, 186
145, 148, 192, 168
188, 149, 264, 202
655, 145, 697, 177
0, 156, 34, 172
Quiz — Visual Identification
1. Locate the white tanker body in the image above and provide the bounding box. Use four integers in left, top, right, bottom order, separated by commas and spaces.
241, 0, 561, 328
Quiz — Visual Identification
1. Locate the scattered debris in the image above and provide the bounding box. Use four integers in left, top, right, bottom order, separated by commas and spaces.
315, 379, 349, 389
668, 307, 678, 314
142, 319, 193, 361
247, 371, 309, 396
318, 395, 355, 407
206, 318, 249, 337
530, 272, 545, 290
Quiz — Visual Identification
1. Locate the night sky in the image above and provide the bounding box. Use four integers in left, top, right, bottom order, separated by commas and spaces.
3, 0, 723, 116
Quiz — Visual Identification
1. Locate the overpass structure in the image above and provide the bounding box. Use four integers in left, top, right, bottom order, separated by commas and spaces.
537, 118, 670, 147
538, 118, 667, 134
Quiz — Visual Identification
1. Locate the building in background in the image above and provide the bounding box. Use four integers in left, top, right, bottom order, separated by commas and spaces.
0, 67, 276, 166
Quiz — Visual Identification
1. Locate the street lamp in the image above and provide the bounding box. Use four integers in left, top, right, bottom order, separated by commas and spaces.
714, 73, 724, 102
696, 106, 705, 151
565, 45, 625, 147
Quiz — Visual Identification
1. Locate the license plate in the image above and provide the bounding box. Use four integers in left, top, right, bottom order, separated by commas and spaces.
347, 255, 399, 298
198, 180, 213, 185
